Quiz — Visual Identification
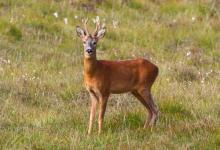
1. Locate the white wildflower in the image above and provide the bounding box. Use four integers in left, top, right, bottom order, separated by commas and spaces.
186, 51, 191, 57
205, 70, 213, 77
64, 17, 68, 24
53, 12, 58, 18
201, 78, 205, 84
188, 81, 192, 85
74, 15, 78, 19
192, 16, 196, 22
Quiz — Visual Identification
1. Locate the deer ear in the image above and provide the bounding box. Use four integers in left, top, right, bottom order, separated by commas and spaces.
76, 26, 86, 38
96, 28, 106, 40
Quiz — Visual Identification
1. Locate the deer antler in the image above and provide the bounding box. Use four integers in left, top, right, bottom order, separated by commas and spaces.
93, 20, 101, 36
84, 18, 89, 35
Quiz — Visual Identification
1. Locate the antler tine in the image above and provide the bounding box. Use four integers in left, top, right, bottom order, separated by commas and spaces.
84, 18, 89, 35
93, 20, 101, 36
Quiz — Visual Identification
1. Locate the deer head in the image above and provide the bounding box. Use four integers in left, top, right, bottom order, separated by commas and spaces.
76, 19, 106, 58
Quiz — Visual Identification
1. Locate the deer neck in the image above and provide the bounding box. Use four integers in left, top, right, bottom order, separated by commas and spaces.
84, 55, 98, 76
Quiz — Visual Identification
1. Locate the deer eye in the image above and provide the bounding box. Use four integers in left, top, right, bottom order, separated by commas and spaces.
93, 41, 97, 45
83, 41, 86, 44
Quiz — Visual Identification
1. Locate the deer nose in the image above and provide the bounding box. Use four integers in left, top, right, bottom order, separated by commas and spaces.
86, 49, 93, 54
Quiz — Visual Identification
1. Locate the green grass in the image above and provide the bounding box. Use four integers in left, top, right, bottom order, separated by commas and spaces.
0, 0, 220, 149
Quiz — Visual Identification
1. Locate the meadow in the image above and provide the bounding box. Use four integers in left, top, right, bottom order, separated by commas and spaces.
0, 0, 220, 149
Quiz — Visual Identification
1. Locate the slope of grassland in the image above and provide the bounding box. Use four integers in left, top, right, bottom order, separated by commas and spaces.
0, 0, 219, 149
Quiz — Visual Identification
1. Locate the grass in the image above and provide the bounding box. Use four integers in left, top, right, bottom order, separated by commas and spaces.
0, 0, 220, 149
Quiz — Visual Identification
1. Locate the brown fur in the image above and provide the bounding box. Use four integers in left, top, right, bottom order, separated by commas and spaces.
84, 58, 158, 94
76, 21, 159, 134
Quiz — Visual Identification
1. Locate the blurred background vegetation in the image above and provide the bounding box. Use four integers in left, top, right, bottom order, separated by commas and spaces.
0, 0, 219, 149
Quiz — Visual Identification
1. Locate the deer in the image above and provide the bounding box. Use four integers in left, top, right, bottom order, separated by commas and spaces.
76, 19, 159, 135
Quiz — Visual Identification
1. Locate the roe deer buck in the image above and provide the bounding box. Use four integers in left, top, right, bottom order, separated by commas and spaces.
76, 19, 159, 134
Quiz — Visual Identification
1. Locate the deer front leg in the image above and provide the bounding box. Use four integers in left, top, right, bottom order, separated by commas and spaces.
88, 91, 98, 135
98, 94, 109, 135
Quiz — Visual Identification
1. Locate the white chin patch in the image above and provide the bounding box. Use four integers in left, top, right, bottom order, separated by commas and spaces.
85, 53, 92, 57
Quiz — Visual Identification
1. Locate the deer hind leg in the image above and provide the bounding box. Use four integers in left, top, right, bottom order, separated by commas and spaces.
98, 94, 109, 135
147, 93, 159, 127
131, 90, 152, 121
131, 91, 153, 127
139, 89, 159, 127
88, 91, 98, 135
132, 89, 159, 128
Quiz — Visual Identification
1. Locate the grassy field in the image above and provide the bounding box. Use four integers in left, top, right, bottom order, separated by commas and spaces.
0, 0, 220, 149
